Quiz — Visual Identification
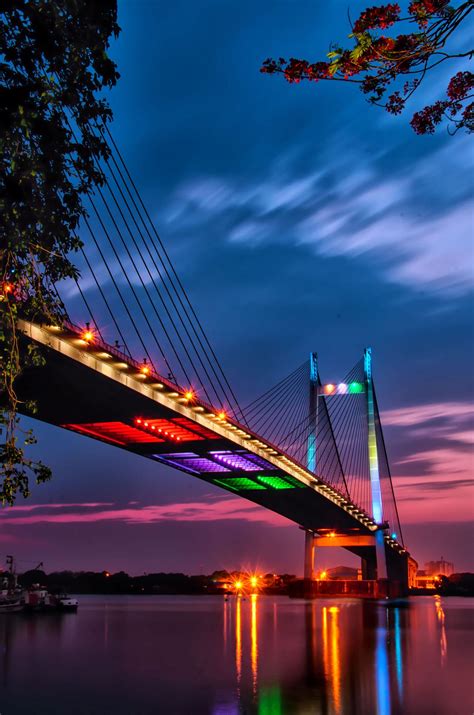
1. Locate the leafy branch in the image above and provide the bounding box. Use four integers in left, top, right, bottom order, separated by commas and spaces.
261, 1, 473, 134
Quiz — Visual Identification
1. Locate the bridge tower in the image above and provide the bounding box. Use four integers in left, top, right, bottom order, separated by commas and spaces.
304, 352, 318, 587
364, 347, 388, 585
307, 352, 318, 473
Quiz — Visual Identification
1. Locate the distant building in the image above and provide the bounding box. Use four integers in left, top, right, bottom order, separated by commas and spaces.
425, 558, 454, 577
326, 566, 360, 581
414, 570, 438, 589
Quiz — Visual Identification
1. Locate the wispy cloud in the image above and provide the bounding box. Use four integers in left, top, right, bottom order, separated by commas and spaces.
4, 498, 291, 528
397, 478, 473, 493
165, 139, 473, 298
1, 502, 114, 513
385, 399, 474, 522
382, 401, 474, 428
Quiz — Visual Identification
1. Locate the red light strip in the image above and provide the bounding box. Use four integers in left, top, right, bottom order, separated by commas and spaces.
134, 417, 209, 442
63, 422, 165, 445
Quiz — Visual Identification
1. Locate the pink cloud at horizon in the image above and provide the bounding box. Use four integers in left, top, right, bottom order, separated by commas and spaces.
382, 401, 473, 427
0, 502, 114, 513
394, 475, 474, 525
2, 497, 292, 528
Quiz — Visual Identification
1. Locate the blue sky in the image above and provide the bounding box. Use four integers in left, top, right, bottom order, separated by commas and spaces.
11, 0, 474, 575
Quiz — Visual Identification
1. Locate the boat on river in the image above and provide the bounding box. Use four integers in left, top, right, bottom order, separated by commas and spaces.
0, 557, 78, 614
0, 556, 25, 613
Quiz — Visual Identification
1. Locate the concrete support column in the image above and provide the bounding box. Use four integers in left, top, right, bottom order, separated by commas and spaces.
375, 529, 388, 580
361, 556, 377, 580
304, 530, 315, 581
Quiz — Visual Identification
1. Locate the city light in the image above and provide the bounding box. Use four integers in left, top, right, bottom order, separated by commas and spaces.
140, 365, 150, 375
320, 570, 328, 580
323, 384, 336, 395
337, 382, 348, 394
217, 411, 227, 420
81, 328, 94, 342
184, 390, 194, 401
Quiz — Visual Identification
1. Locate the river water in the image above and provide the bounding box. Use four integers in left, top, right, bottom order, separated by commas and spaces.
0, 594, 471, 714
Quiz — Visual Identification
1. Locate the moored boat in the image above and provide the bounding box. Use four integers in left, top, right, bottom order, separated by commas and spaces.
0, 556, 25, 614
56, 594, 79, 612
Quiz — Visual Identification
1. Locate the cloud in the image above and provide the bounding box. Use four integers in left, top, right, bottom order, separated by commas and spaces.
163, 138, 473, 298
1, 502, 114, 513
397, 478, 474, 493
382, 401, 474, 428
4, 497, 292, 528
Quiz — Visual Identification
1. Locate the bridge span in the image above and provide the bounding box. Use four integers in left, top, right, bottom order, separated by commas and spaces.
17, 319, 413, 598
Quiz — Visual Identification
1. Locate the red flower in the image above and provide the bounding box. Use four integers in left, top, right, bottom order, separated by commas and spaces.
353, 4, 401, 33
386, 91, 405, 114
411, 100, 448, 133
447, 72, 474, 102
409, 0, 450, 27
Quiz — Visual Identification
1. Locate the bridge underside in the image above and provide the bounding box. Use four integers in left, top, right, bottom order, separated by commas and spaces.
16, 339, 368, 534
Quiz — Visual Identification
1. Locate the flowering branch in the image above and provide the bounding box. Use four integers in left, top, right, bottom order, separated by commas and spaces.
261, 1, 473, 134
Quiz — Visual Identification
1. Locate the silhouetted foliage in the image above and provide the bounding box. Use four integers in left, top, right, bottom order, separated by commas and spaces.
0, 0, 120, 503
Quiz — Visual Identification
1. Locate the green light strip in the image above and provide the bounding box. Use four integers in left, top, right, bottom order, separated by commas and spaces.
212, 477, 267, 491
256, 475, 294, 490
280, 474, 306, 488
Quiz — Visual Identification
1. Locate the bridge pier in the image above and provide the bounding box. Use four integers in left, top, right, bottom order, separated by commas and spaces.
303, 530, 315, 597
300, 531, 408, 598
361, 555, 376, 580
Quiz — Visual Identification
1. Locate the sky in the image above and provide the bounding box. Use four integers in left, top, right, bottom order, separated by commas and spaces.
9, 0, 474, 575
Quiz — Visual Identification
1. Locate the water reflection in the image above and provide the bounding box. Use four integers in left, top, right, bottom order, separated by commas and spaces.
235, 596, 242, 692
434, 595, 447, 665
0, 595, 467, 715
375, 607, 390, 715
251, 594, 258, 695
322, 605, 342, 714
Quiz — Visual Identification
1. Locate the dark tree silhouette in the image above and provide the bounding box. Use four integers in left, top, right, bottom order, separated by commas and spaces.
0, 0, 120, 504
261, 1, 473, 134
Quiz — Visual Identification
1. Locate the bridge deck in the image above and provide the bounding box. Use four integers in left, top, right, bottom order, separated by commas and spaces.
16, 321, 406, 558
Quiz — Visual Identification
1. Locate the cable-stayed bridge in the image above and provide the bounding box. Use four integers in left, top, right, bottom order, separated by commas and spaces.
11, 126, 414, 598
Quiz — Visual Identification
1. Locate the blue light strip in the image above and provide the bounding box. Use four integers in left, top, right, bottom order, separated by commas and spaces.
364, 348, 383, 524
307, 352, 318, 473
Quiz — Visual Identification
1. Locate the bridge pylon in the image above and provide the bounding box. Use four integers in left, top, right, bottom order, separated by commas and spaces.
306, 352, 318, 474
364, 347, 388, 588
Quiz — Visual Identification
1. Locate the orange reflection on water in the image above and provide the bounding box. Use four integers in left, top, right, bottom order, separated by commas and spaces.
322, 606, 342, 715
251, 594, 258, 695
223, 599, 228, 652
235, 596, 242, 688
434, 596, 447, 665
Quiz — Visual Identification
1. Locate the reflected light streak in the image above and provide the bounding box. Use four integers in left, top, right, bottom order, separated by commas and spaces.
223, 599, 228, 653
434, 596, 447, 665
330, 607, 341, 715
393, 609, 403, 698
375, 610, 391, 715
322, 606, 342, 715
251, 594, 258, 695
235, 597, 242, 691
